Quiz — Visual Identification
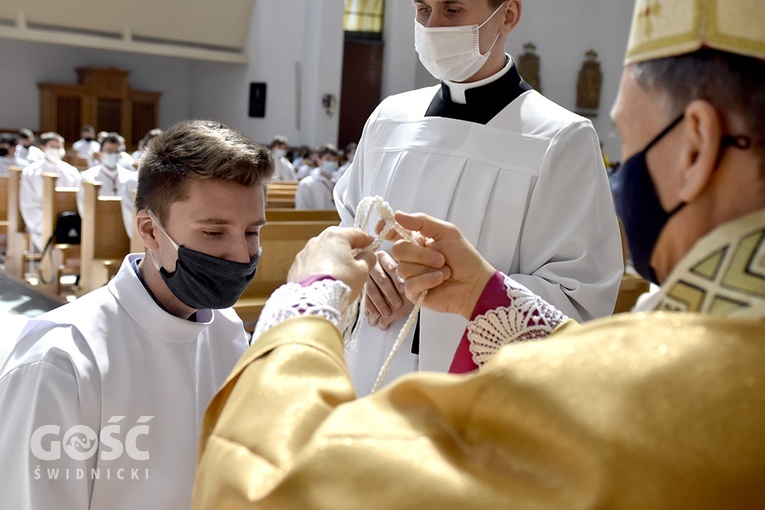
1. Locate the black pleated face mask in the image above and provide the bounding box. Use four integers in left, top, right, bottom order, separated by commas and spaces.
148, 210, 260, 310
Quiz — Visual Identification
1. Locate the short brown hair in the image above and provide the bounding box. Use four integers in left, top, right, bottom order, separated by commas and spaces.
135, 120, 273, 223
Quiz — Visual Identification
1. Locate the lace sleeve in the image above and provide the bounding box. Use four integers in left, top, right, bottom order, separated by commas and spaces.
467, 273, 568, 367
465, 272, 569, 367
253, 279, 354, 342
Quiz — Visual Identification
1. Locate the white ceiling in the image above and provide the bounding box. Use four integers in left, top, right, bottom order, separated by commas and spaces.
1, 0, 256, 61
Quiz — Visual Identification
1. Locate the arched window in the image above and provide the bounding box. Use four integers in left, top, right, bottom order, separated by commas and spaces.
344, 0, 384, 38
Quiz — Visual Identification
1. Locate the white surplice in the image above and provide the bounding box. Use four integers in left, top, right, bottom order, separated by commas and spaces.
0, 255, 248, 510
77, 164, 139, 239
19, 158, 82, 251
296, 169, 335, 210
335, 79, 623, 395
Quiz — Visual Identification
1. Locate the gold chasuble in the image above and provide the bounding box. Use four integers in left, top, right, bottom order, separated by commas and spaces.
193, 212, 765, 509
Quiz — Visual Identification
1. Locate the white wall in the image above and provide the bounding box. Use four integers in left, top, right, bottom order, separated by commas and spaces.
0, 0, 633, 159
381, 0, 635, 163
506, 0, 634, 163
189, 0, 345, 147
0, 38, 193, 135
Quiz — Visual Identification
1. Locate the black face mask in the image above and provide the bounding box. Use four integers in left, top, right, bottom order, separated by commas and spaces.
148, 210, 261, 310
611, 113, 752, 284
610, 114, 686, 284
84, 137, 94, 142
0, 148, 8, 157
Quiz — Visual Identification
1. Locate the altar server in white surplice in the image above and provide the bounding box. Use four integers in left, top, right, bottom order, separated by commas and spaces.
334, 0, 624, 395
76, 133, 139, 239
0, 121, 272, 510
19, 132, 82, 251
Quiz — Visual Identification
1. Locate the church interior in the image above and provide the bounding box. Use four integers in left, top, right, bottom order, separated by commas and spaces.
2, 0, 764, 506
0, 0, 640, 352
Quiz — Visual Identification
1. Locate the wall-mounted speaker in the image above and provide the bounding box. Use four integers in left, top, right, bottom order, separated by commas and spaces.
248, 82, 267, 118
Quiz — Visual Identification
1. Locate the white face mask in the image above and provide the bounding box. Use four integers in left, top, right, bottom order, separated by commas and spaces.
273, 149, 287, 159
101, 153, 120, 168
321, 161, 338, 176
45, 147, 64, 161
414, 1, 506, 82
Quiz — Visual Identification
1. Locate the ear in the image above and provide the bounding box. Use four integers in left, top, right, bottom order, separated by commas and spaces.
500, 0, 522, 34
135, 210, 159, 251
677, 99, 723, 202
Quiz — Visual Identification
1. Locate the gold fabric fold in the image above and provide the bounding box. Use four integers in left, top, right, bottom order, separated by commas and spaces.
194, 312, 765, 509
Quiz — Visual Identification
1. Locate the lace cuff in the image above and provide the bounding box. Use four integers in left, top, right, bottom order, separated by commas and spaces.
253, 279, 354, 342
466, 271, 569, 367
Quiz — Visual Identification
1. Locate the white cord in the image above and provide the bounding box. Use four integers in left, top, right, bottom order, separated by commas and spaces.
352, 196, 427, 393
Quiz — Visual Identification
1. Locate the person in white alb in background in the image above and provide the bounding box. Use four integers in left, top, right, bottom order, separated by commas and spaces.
296, 144, 339, 210
16, 128, 45, 164
0, 120, 272, 510
71, 125, 100, 166
19, 132, 82, 251
334, 0, 623, 395
0, 133, 29, 176
268, 135, 298, 182
332, 142, 357, 183
131, 129, 163, 164
77, 133, 139, 238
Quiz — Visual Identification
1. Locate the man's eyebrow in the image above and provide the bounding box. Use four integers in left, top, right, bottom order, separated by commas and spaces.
194, 218, 267, 227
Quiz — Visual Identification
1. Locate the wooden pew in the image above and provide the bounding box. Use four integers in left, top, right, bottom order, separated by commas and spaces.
0, 175, 8, 252
264, 208, 339, 223
266, 183, 297, 209
5, 166, 28, 280
78, 181, 131, 294
269, 182, 299, 192
614, 272, 651, 314
234, 215, 340, 330
36, 174, 80, 298
266, 196, 296, 208
613, 221, 652, 314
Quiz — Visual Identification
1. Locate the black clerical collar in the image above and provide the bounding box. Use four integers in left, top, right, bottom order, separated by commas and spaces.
425, 58, 532, 125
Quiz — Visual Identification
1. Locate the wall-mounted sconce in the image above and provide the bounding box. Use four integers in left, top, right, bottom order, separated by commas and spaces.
322, 93, 337, 116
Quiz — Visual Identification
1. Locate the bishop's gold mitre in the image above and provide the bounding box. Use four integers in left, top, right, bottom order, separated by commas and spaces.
625, 0, 765, 64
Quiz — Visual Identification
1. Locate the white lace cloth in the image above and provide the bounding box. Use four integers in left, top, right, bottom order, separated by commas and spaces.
253, 279, 354, 342
467, 274, 569, 367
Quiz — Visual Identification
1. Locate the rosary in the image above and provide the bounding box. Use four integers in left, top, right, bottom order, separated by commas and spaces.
352, 196, 427, 393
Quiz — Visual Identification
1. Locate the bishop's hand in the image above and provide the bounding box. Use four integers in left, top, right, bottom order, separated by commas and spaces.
389, 212, 494, 320
288, 227, 376, 301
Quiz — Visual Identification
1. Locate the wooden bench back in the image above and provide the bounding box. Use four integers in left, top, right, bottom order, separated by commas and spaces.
41, 173, 78, 246
265, 208, 339, 223
4, 166, 28, 279
0, 175, 8, 224
234, 218, 337, 328
7, 166, 24, 234
266, 183, 298, 209
244, 220, 337, 296
78, 181, 131, 293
